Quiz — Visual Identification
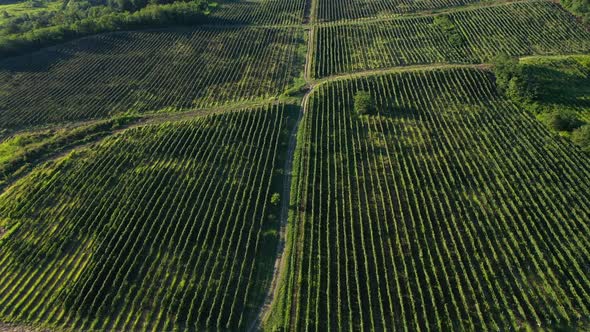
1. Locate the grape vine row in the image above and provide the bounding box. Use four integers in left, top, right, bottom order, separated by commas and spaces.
313, 1, 590, 78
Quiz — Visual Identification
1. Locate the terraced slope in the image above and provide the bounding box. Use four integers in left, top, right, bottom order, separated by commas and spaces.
280, 67, 590, 330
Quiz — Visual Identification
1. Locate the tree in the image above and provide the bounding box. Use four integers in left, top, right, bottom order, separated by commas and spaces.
572, 124, 590, 152
354, 91, 374, 115
271, 193, 280, 206
492, 55, 521, 92
548, 110, 584, 132
492, 55, 537, 102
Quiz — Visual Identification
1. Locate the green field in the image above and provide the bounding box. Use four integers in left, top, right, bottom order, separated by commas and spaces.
0, 0, 62, 25
275, 67, 590, 330
518, 55, 590, 127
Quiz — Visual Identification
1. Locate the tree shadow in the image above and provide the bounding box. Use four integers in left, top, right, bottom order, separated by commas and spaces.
525, 60, 590, 108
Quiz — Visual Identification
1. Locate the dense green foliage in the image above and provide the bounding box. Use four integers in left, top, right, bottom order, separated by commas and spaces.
495, 55, 590, 149
0, 27, 304, 129
492, 55, 538, 102
572, 124, 590, 151
0, 1, 211, 57
353, 91, 374, 115
279, 68, 590, 330
547, 110, 584, 131
0, 104, 295, 330
313, 1, 590, 78
432, 15, 465, 47
561, 0, 590, 23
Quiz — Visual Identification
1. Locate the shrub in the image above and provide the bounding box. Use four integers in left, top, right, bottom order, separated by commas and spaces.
354, 91, 374, 115
548, 110, 585, 132
432, 15, 465, 47
572, 124, 590, 152
492, 55, 537, 102
271, 193, 281, 205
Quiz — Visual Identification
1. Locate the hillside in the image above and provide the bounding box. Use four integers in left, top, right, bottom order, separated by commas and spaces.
0, 0, 589, 329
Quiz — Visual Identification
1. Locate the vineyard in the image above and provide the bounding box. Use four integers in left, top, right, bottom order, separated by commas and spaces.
0, 104, 296, 331
210, 0, 307, 25
276, 67, 590, 330
312, 1, 590, 77
316, 0, 483, 21
1, 0, 590, 329
0, 27, 304, 129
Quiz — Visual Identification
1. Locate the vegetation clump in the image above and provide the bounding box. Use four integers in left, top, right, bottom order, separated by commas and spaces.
0, 0, 212, 57
572, 124, 590, 152
547, 110, 584, 132
354, 91, 374, 115
271, 192, 281, 205
492, 55, 538, 102
561, 0, 590, 23
432, 15, 465, 47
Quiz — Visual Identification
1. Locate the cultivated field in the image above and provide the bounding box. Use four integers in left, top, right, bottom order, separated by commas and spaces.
312, 1, 590, 77
0, 27, 304, 129
0, 104, 295, 331
316, 0, 483, 21
278, 67, 590, 330
1, 0, 590, 329
211, 0, 307, 25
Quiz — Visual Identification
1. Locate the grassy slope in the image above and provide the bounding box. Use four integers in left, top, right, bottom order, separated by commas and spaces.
0, 1, 61, 25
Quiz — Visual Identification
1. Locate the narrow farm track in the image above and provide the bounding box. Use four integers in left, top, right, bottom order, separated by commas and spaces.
248, 9, 316, 329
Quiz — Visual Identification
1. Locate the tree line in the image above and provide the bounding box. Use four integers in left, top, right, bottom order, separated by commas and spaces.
0, 0, 212, 58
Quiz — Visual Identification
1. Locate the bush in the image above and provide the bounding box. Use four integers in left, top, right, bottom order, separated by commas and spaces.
271, 193, 280, 205
572, 124, 590, 152
561, 0, 590, 24
548, 110, 585, 132
354, 91, 374, 115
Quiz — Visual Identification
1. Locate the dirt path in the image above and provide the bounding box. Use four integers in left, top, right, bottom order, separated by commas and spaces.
247, 13, 316, 331
0, 323, 50, 332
